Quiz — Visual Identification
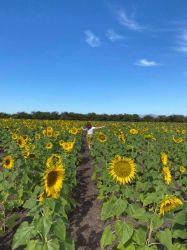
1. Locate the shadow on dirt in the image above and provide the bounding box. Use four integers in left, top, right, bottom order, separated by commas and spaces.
69, 138, 103, 250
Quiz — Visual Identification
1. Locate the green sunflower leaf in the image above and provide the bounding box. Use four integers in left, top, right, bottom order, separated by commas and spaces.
115, 220, 134, 245
156, 228, 173, 250
101, 197, 127, 221
101, 225, 115, 250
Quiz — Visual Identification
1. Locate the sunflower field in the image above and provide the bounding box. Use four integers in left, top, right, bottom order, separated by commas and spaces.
0, 119, 187, 250
90, 123, 187, 250
0, 118, 83, 249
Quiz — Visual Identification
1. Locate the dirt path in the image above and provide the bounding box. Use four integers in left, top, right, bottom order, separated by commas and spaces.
69, 138, 104, 250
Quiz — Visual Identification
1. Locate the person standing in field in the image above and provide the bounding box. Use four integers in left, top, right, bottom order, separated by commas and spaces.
83, 122, 105, 149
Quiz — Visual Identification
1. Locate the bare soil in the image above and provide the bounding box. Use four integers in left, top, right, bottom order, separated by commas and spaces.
0, 209, 28, 250
69, 138, 104, 250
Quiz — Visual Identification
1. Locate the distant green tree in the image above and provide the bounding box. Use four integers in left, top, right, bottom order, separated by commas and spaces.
0, 111, 187, 122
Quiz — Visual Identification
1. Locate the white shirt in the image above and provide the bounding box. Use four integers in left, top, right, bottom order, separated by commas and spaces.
86, 127, 96, 135
83, 126, 104, 135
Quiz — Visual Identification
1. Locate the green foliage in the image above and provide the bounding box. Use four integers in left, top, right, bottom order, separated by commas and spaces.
101, 197, 127, 221
90, 122, 187, 249
0, 119, 187, 250
0, 119, 83, 249
100, 225, 115, 250
156, 229, 173, 249
115, 220, 134, 245
12, 221, 36, 250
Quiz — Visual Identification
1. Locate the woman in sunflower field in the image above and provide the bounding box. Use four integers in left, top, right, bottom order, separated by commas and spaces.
83, 122, 105, 149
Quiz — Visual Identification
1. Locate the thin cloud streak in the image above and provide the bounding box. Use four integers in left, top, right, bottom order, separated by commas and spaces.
118, 10, 143, 31
106, 29, 124, 41
176, 30, 187, 53
135, 59, 160, 67
84, 30, 101, 47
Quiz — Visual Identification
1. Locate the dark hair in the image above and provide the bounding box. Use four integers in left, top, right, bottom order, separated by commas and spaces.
86, 122, 92, 130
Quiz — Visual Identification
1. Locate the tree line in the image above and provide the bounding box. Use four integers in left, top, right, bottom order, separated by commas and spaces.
0, 112, 187, 122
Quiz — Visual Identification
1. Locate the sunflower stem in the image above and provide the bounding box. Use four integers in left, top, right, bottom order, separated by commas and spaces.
37, 230, 44, 241
2, 171, 6, 233
131, 145, 134, 154
148, 242, 162, 246
1, 203, 6, 233
147, 141, 150, 154
147, 218, 153, 246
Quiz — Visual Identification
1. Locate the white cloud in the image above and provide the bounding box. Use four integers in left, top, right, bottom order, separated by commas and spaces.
118, 10, 143, 31
135, 59, 160, 67
106, 29, 124, 41
84, 30, 101, 47
176, 30, 187, 53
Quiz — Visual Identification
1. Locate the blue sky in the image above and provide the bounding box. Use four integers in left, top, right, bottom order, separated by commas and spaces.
0, 0, 187, 115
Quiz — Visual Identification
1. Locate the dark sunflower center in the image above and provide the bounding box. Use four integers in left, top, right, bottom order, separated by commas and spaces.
29, 154, 35, 159
114, 161, 131, 178
163, 202, 172, 210
6, 159, 10, 165
52, 157, 59, 162
100, 135, 105, 140
47, 171, 58, 187
119, 136, 124, 141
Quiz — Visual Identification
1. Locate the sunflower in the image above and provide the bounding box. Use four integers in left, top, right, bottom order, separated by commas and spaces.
61, 142, 75, 152
163, 167, 172, 185
3, 155, 14, 169
59, 140, 64, 146
142, 127, 148, 132
109, 156, 136, 185
35, 134, 41, 140
179, 166, 186, 173
181, 129, 186, 135
97, 133, 107, 143
29, 153, 36, 160
118, 134, 126, 143
43, 165, 65, 198
43, 130, 46, 136
46, 131, 53, 137
47, 127, 53, 133
172, 137, 183, 144
160, 152, 168, 166
159, 196, 183, 215
53, 131, 60, 137
12, 133, 18, 140
17, 136, 26, 148
130, 128, 138, 135
46, 154, 62, 168
23, 150, 30, 158
45, 142, 53, 149
69, 128, 79, 135
163, 128, 169, 133
22, 135, 29, 143
114, 130, 122, 136
144, 134, 156, 141
176, 128, 180, 133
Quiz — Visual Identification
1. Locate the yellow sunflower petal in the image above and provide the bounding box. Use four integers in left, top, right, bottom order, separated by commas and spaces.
43, 165, 65, 198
